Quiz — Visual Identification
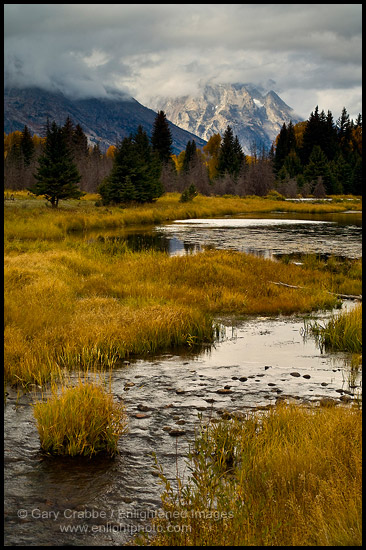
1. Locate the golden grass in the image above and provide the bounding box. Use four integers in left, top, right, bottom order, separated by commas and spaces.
32, 377, 128, 457
4, 192, 362, 241
4, 194, 362, 388
308, 303, 362, 353
4, 241, 361, 387
148, 402, 362, 546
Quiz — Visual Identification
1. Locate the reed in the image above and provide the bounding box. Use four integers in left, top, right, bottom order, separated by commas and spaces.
148, 402, 362, 546
308, 303, 362, 353
32, 376, 128, 457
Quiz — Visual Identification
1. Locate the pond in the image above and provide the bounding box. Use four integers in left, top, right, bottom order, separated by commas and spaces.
4, 210, 362, 546
83, 210, 362, 260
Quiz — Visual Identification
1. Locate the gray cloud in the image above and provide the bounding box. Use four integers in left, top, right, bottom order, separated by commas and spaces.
4, 4, 362, 119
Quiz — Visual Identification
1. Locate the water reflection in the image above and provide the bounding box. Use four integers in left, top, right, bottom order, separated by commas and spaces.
158, 213, 362, 259
85, 212, 361, 260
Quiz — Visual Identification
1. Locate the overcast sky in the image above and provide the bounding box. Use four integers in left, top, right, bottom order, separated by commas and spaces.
4, 4, 362, 120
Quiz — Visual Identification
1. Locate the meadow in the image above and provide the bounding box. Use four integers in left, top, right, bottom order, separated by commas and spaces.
4, 192, 362, 388
4, 192, 363, 544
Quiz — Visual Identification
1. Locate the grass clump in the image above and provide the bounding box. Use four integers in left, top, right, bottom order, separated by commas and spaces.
308, 303, 362, 353
32, 379, 128, 457
148, 403, 362, 546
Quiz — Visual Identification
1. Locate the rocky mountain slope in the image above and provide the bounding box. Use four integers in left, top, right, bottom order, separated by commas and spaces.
149, 83, 302, 154
4, 87, 207, 154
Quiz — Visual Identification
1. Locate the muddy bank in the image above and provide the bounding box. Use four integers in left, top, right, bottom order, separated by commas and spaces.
4, 307, 361, 546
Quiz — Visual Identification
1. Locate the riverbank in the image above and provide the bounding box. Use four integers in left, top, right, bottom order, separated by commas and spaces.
4, 193, 362, 389
4, 191, 362, 242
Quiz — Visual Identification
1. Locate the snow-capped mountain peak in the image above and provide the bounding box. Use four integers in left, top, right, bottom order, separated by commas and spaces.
148, 82, 302, 154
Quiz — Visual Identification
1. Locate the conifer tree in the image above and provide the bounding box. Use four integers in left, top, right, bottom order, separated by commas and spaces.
303, 145, 333, 194
151, 110, 173, 164
73, 123, 89, 159
98, 126, 163, 204
217, 126, 245, 178
20, 125, 35, 167
182, 140, 197, 172
28, 120, 82, 207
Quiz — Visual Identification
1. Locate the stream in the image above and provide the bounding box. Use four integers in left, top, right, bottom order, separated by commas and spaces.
4, 211, 362, 546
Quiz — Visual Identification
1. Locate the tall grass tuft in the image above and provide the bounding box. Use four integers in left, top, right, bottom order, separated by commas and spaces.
147, 403, 362, 546
32, 378, 128, 457
308, 303, 362, 353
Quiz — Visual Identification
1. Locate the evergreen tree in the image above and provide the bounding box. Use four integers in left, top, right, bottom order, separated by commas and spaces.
351, 156, 362, 195
151, 110, 173, 164
62, 116, 75, 151
20, 125, 35, 167
323, 110, 339, 161
300, 106, 324, 165
182, 140, 197, 172
28, 120, 82, 207
98, 126, 163, 205
273, 123, 289, 174
217, 126, 244, 178
73, 124, 89, 159
283, 149, 302, 178
303, 145, 333, 194
234, 135, 246, 167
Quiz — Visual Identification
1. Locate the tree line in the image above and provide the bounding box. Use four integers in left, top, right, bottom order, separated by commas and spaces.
272, 107, 362, 196
3, 105, 362, 207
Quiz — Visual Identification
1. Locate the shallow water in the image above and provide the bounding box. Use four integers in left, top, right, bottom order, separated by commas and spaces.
80, 211, 362, 260
4, 306, 361, 546
158, 212, 362, 259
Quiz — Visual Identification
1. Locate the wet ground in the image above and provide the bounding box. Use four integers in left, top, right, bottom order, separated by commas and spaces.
4, 305, 361, 546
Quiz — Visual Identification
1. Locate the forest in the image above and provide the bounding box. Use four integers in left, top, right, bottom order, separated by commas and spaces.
3, 105, 362, 205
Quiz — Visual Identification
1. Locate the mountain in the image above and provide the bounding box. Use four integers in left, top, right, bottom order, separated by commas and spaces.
148, 83, 302, 155
3, 87, 207, 154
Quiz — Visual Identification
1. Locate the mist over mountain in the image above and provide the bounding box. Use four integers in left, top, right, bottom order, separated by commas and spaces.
3, 86, 207, 154
148, 83, 303, 154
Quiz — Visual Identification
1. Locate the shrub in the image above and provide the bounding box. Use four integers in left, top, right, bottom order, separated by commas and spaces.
180, 184, 198, 202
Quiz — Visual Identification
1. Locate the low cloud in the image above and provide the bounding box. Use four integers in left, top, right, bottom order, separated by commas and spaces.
4, 4, 362, 118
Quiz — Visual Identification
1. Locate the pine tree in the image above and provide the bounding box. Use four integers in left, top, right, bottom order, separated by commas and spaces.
151, 110, 173, 164
182, 140, 197, 172
73, 124, 89, 159
273, 123, 288, 174
28, 120, 82, 207
62, 116, 75, 151
300, 106, 323, 165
